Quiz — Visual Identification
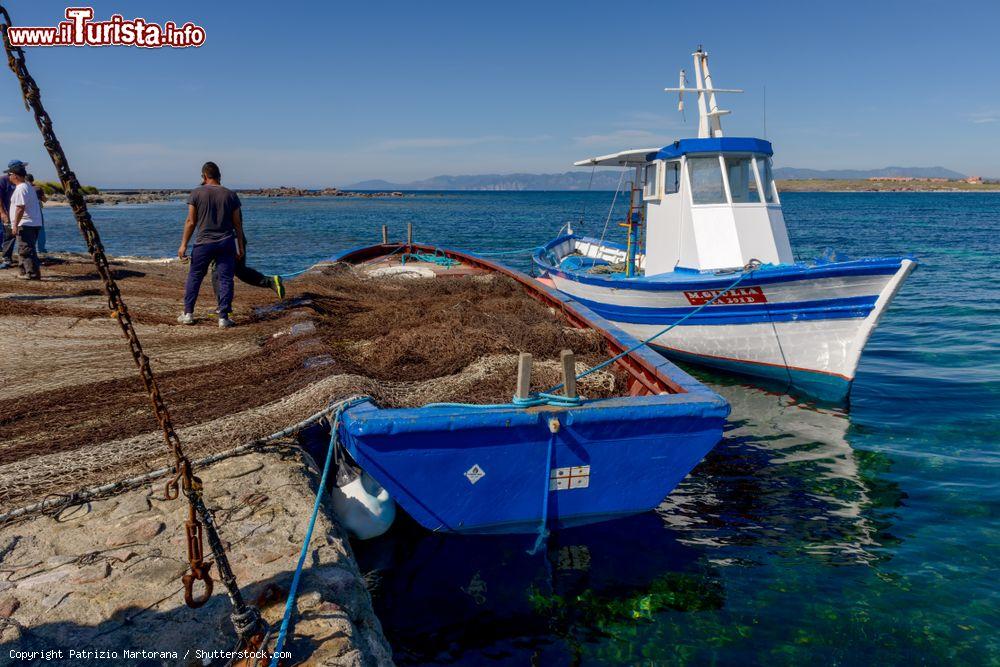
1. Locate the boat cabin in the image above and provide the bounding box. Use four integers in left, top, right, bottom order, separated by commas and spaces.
574, 49, 794, 276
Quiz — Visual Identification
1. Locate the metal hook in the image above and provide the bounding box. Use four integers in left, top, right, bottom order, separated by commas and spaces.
183, 563, 214, 608
164, 475, 180, 501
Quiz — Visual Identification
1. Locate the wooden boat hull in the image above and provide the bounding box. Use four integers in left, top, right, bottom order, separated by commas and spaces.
332, 243, 729, 534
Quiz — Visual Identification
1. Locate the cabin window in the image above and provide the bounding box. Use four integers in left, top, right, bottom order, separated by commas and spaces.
665, 162, 680, 194
643, 161, 662, 200
748, 166, 760, 199
725, 157, 754, 203
755, 156, 776, 203
688, 157, 727, 204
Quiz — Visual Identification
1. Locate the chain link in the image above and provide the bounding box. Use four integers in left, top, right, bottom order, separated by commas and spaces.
0, 5, 263, 647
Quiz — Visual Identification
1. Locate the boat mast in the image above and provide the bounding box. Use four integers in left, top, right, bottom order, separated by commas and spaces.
664, 47, 742, 139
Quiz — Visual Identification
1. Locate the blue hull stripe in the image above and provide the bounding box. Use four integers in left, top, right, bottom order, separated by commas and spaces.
534, 234, 913, 291
569, 294, 877, 325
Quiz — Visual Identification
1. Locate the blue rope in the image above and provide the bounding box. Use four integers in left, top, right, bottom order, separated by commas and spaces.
276, 267, 312, 279
402, 251, 460, 268
527, 429, 557, 556
269, 398, 365, 666
423, 269, 754, 410
422, 392, 583, 410
471, 246, 543, 257
545, 269, 754, 394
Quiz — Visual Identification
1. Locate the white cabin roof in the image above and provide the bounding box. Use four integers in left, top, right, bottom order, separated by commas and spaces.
573, 148, 658, 167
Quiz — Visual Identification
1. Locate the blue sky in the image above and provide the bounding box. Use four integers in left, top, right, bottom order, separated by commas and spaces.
0, 0, 997, 187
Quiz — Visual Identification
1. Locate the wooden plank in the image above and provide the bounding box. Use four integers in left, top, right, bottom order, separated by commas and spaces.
515, 353, 533, 400
561, 350, 577, 399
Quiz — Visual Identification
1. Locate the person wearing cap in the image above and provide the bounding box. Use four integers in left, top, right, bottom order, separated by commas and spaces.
6, 162, 43, 280
0, 159, 25, 269
177, 161, 243, 328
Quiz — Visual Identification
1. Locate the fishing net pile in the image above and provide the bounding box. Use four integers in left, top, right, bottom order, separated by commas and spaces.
0, 255, 629, 510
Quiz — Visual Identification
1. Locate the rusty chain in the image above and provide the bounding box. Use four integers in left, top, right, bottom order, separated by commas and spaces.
0, 4, 264, 647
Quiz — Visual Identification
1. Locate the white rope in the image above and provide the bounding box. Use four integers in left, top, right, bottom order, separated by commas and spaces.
592, 168, 627, 266
576, 164, 597, 229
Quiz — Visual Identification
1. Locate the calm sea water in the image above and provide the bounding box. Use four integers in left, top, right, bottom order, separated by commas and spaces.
43, 192, 999, 665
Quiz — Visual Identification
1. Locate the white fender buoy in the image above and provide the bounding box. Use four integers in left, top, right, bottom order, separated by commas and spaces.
330, 469, 396, 540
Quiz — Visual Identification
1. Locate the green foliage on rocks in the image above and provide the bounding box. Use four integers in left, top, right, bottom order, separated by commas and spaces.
33, 181, 100, 196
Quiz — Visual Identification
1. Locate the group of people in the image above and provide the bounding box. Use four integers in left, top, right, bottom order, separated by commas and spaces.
0, 158, 284, 326
0, 159, 46, 280
178, 161, 285, 328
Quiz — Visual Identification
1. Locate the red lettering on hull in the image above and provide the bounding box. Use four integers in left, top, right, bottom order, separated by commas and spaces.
684, 286, 767, 306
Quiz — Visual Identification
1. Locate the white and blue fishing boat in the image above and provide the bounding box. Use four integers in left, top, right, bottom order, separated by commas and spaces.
327, 243, 729, 535
533, 48, 916, 402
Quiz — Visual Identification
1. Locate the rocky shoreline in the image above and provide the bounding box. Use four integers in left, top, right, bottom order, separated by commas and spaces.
239, 187, 404, 198
42, 187, 405, 206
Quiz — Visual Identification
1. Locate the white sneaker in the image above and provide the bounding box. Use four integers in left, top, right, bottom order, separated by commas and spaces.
177, 312, 195, 325
218, 317, 236, 328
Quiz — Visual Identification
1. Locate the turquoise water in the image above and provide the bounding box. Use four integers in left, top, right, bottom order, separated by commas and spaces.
43, 192, 999, 664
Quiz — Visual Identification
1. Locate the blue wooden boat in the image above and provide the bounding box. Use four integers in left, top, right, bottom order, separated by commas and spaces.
328, 243, 729, 535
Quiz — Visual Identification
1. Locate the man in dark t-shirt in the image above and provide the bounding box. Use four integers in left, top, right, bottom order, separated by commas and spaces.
177, 161, 244, 327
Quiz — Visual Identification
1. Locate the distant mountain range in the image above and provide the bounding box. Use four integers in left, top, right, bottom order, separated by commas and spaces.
772, 166, 966, 180
348, 166, 967, 191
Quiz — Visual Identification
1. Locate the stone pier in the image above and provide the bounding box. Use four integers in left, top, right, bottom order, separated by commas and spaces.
0, 449, 392, 665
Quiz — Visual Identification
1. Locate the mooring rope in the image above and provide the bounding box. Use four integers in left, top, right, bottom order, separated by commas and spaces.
550, 265, 759, 392
422, 391, 583, 410
470, 246, 544, 257
276, 266, 314, 280
269, 396, 369, 666
425, 264, 759, 410
527, 428, 558, 556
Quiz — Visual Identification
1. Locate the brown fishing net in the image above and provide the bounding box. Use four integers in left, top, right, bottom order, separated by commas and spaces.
0, 255, 628, 509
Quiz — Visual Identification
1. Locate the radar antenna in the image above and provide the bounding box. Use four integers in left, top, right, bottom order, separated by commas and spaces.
664, 47, 742, 138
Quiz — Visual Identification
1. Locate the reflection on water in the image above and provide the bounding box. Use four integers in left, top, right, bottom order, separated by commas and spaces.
355, 372, 908, 665
663, 367, 904, 566
356, 512, 719, 664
